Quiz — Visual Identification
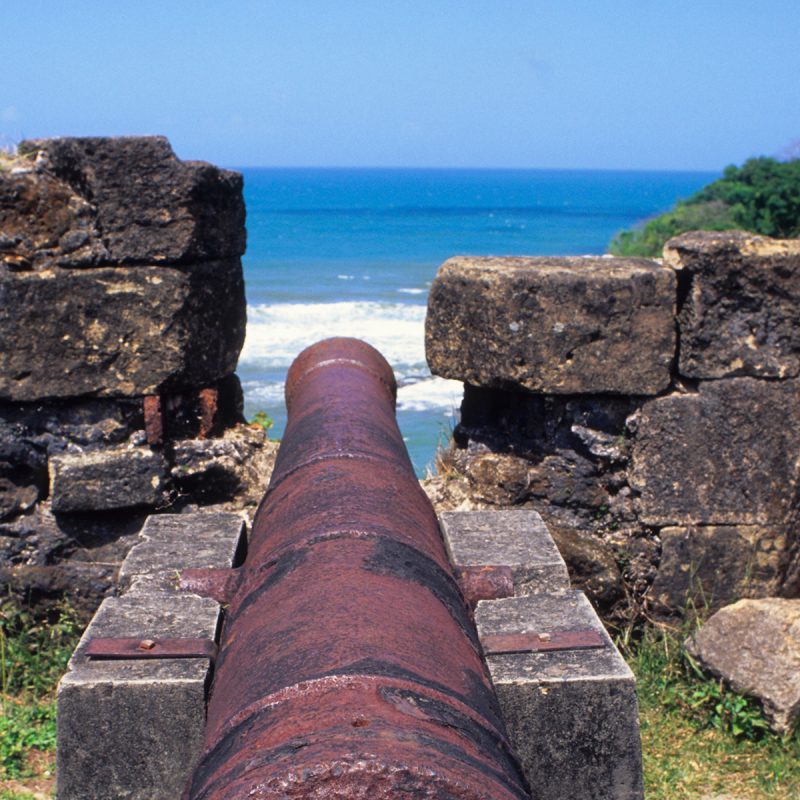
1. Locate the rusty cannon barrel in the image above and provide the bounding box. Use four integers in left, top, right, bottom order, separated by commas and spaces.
184, 337, 529, 800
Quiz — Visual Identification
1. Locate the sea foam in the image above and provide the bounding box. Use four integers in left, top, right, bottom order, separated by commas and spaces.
242, 301, 428, 369
239, 300, 463, 421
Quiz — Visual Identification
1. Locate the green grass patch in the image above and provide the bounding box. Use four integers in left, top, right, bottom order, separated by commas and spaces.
622, 623, 800, 799
0, 699, 56, 780
1, 600, 81, 784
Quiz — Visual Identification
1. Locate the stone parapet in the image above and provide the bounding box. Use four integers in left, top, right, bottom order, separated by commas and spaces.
1, 136, 247, 403
0, 136, 256, 616
425, 232, 800, 617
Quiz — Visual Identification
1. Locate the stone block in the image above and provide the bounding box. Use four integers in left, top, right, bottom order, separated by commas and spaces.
171, 437, 253, 503
17, 136, 246, 266
665, 231, 800, 379
0, 397, 142, 451
119, 511, 246, 589
0, 432, 46, 520
475, 592, 643, 800
456, 451, 532, 505
439, 509, 570, 594
546, 523, 624, 610
57, 592, 220, 800
630, 378, 800, 526
426, 256, 675, 394
0, 260, 245, 401
50, 446, 167, 512
650, 525, 788, 612
0, 164, 107, 271
685, 598, 800, 734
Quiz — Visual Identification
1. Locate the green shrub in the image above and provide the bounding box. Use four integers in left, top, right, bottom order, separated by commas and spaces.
610, 157, 800, 257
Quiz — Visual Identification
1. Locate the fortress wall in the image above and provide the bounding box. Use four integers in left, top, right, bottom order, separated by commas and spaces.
425, 232, 800, 617
0, 137, 275, 616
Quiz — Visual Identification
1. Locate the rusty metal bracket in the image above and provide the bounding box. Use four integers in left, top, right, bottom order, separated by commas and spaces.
197, 387, 219, 440
86, 637, 218, 662
143, 394, 164, 447
481, 629, 605, 655
455, 565, 515, 608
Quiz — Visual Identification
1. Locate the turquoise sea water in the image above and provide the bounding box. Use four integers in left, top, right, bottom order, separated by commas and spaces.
238, 168, 717, 474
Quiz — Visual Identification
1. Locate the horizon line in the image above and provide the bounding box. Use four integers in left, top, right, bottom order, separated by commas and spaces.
226, 164, 723, 174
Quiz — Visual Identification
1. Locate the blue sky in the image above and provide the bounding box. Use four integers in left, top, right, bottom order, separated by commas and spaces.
2, 1, 798, 170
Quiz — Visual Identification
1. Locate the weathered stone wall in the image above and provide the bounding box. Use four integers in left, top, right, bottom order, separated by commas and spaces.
425, 232, 800, 618
0, 137, 275, 617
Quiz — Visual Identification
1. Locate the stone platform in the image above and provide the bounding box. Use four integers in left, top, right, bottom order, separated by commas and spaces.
56, 512, 245, 800
58, 508, 643, 800
442, 509, 644, 800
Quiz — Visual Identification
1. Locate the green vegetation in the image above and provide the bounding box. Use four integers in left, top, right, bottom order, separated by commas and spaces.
621, 622, 800, 799
0, 145, 32, 172
249, 410, 274, 433
610, 157, 800, 257
1, 600, 81, 794
0, 149, 16, 171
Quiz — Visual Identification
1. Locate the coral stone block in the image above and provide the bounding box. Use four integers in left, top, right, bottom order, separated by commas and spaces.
426, 256, 675, 395
630, 378, 800, 526
665, 230, 800, 379
0, 261, 245, 400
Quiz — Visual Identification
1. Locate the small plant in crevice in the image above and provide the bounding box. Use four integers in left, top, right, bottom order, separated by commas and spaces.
429, 418, 464, 481
249, 410, 274, 433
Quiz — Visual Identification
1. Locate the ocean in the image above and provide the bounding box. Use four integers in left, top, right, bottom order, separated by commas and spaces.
237, 168, 717, 475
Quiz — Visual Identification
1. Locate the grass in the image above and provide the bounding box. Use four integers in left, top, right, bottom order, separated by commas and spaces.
0, 145, 26, 171
1, 595, 798, 798
621, 622, 800, 799
0, 600, 81, 797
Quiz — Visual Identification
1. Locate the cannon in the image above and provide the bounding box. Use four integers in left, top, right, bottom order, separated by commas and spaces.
182, 337, 529, 799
